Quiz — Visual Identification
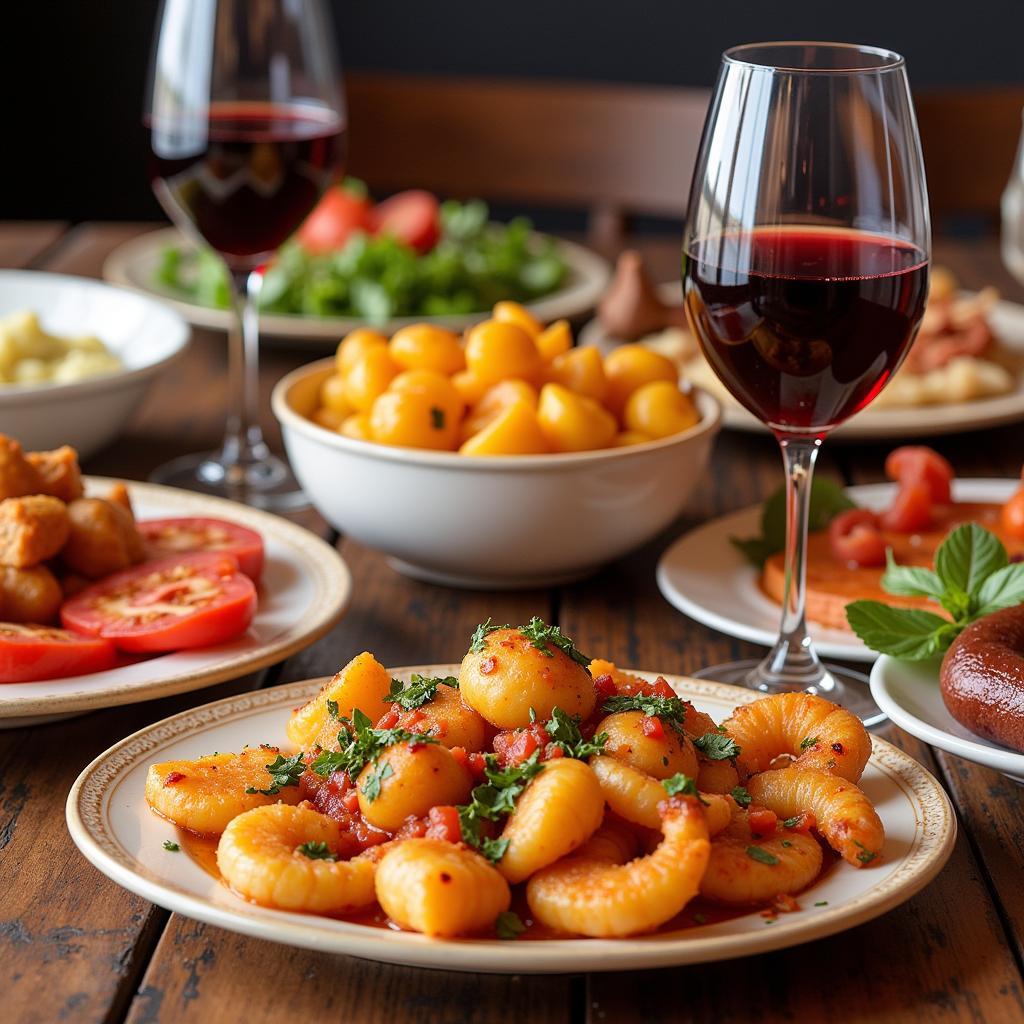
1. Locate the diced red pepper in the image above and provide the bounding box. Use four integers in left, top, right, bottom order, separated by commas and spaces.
377, 708, 401, 729
424, 805, 462, 844
641, 715, 665, 740
164, 771, 186, 785
644, 676, 677, 699
480, 656, 497, 674
545, 744, 565, 758
748, 806, 779, 836
342, 789, 360, 813
593, 673, 617, 699
771, 893, 800, 913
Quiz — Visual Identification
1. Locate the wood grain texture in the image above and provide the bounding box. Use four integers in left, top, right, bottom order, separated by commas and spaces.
0, 221, 67, 268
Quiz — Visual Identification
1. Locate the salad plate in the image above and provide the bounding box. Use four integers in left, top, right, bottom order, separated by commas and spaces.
67, 669, 955, 974
103, 227, 610, 345
657, 479, 1019, 663
0, 478, 351, 726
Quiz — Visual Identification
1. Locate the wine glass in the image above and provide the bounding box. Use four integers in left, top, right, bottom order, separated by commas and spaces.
145, 0, 345, 510
682, 42, 931, 724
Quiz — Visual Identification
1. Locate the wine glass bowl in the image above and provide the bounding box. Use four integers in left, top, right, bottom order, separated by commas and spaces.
682, 42, 931, 723
145, 0, 345, 509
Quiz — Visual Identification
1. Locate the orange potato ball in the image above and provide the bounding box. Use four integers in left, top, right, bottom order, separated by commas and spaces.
545, 345, 607, 402
389, 324, 465, 375
339, 412, 374, 441
624, 381, 700, 438
312, 406, 346, 431
335, 327, 388, 375
343, 347, 400, 412
461, 379, 538, 441
603, 344, 678, 418
537, 383, 617, 452
390, 369, 466, 428
465, 320, 544, 386
535, 319, 573, 362
319, 373, 353, 416
459, 400, 549, 456
493, 300, 543, 339
451, 369, 489, 407
370, 390, 459, 450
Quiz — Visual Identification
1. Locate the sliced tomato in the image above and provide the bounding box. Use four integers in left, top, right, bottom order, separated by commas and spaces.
138, 517, 264, 581
60, 552, 256, 654
0, 624, 117, 683
880, 479, 934, 533
885, 446, 954, 504
828, 509, 887, 567
1002, 488, 1024, 540
296, 185, 372, 253
369, 190, 441, 253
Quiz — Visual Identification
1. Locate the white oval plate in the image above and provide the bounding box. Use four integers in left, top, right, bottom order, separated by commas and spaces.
103, 227, 610, 345
0, 478, 351, 726
657, 479, 1019, 663
581, 285, 1024, 441
67, 669, 955, 974
870, 655, 1024, 783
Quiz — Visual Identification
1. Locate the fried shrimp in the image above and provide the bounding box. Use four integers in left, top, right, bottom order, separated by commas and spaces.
699, 812, 823, 905
525, 796, 710, 937
723, 693, 871, 782
217, 803, 376, 913
746, 766, 884, 867
144, 748, 303, 835
588, 755, 733, 835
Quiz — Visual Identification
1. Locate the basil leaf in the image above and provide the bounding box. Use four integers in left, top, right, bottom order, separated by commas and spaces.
845, 601, 957, 659
935, 523, 1008, 600
976, 562, 1024, 616
881, 550, 945, 600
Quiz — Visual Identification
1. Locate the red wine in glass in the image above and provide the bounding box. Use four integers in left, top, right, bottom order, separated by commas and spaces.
685, 227, 929, 432
148, 102, 346, 266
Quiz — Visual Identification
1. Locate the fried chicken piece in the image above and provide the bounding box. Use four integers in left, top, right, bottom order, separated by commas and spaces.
0, 495, 70, 568
61, 498, 145, 579
0, 435, 44, 500
0, 564, 62, 623
25, 445, 84, 502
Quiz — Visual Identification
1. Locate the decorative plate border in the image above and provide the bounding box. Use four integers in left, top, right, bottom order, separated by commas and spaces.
1, 478, 351, 719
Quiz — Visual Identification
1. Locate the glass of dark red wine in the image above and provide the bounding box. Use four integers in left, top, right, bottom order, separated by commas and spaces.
145, 0, 345, 510
682, 42, 930, 724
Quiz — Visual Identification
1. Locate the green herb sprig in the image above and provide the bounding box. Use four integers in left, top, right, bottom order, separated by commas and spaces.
544, 707, 607, 759
296, 841, 338, 861
693, 732, 741, 761
496, 911, 526, 940
600, 694, 688, 734
386, 674, 458, 711
245, 751, 307, 795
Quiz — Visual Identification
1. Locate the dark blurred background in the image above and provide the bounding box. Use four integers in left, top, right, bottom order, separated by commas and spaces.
7, 0, 1024, 223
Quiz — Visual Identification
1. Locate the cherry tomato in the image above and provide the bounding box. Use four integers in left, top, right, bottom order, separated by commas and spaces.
880, 479, 934, 533
828, 509, 887, 567
61, 552, 256, 654
0, 624, 117, 683
137, 517, 264, 581
296, 185, 372, 253
369, 190, 441, 253
885, 446, 954, 503
1001, 488, 1024, 540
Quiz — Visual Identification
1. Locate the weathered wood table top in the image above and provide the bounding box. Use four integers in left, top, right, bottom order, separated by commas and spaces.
1, 222, 1022, 1023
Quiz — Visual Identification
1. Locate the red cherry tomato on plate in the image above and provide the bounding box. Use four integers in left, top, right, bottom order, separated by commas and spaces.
369, 190, 441, 253
0, 624, 117, 683
297, 185, 372, 253
828, 509, 887, 567
61, 552, 256, 654
137, 517, 264, 581
885, 446, 954, 504
1001, 488, 1024, 540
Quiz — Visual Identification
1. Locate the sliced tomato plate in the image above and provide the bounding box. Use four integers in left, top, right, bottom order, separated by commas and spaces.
138, 517, 264, 581
0, 624, 117, 683
61, 552, 257, 654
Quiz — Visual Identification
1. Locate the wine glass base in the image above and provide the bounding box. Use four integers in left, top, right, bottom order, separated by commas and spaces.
150, 451, 310, 512
691, 659, 887, 728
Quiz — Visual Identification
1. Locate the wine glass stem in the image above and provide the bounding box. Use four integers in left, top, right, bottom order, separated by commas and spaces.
747, 434, 833, 695
221, 268, 271, 477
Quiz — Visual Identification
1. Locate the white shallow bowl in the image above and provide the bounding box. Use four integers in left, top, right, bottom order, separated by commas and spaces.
871, 655, 1024, 784
272, 360, 721, 588
67, 669, 956, 974
0, 271, 190, 457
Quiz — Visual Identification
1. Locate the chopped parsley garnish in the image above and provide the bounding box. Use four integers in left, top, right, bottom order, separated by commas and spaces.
469, 617, 507, 653
386, 673, 458, 710
781, 840, 793, 848
309, 708, 437, 780
245, 751, 307, 795
296, 840, 338, 861
457, 752, 545, 862
360, 761, 394, 802
799, 735, 819, 751
496, 911, 526, 940
693, 732, 741, 761
745, 846, 779, 865
600, 694, 688, 734
730, 786, 752, 809
430, 406, 445, 430
326, 698, 340, 720
517, 617, 591, 668
782, 815, 802, 829
815, 901, 829, 907
854, 840, 878, 864
662, 773, 708, 805
162, 840, 180, 852
544, 706, 607, 759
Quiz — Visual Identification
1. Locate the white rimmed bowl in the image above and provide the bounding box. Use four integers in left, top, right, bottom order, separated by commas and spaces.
0, 270, 190, 457
273, 359, 721, 587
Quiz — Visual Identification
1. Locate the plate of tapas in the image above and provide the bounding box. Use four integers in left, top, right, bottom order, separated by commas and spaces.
0, 434, 351, 725
657, 446, 1024, 662
68, 618, 955, 973
582, 258, 1024, 440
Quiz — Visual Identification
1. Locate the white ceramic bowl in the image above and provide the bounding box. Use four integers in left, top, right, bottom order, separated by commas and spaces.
0, 271, 190, 457
273, 359, 721, 588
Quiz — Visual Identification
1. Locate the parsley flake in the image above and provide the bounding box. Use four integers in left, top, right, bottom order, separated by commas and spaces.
386, 674, 458, 711
469, 618, 507, 654
326, 698, 340, 720
430, 406, 445, 430
600, 694, 688, 734
854, 840, 878, 864
815, 901, 829, 907
782, 815, 802, 829
781, 839, 793, 848
296, 841, 338, 861
496, 911, 526, 940
799, 735, 819, 751
730, 786, 752, 808
162, 840, 180, 852
309, 708, 437, 781
360, 761, 394, 803
245, 751, 306, 795
662, 773, 708, 805
517, 617, 591, 669
745, 846, 779, 865
693, 732, 741, 761
544, 706, 607, 759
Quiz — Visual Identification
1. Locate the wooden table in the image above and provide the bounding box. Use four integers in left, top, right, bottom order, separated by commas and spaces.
2, 222, 1023, 1024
